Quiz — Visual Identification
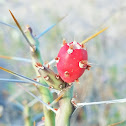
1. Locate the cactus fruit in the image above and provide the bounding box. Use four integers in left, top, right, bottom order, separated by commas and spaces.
56, 41, 88, 83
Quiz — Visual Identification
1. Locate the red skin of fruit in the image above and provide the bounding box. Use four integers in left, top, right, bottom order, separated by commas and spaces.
56, 42, 88, 83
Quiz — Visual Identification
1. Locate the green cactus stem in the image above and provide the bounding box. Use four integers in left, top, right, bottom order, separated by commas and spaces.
55, 86, 74, 126
25, 25, 76, 126
38, 66, 70, 91
25, 26, 55, 126
25, 26, 75, 126
23, 103, 31, 126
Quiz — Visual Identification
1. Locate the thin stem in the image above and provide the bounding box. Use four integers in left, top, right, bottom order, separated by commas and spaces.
55, 86, 74, 126
25, 25, 56, 126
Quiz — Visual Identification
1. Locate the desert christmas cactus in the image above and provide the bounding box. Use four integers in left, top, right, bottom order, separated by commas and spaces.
0, 10, 108, 126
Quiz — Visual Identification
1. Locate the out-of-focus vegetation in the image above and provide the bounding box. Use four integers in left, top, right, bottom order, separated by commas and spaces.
0, 0, 126, 126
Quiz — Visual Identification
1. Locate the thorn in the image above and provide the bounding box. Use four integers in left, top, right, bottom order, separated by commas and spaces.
86, 64, 91, 70
64, 71, 69, 77
44, 61, 50, 68
0, 21, 18, 30
33, 78, 39, 82
9, 10, 34, 49
81, 44, 86, 49
34, 121, 36, 126
42, 117, 45, 121
41, 66, 45, 70
75, 79, 80, 84
79, 60, 88, 68
44, 76, 49, 81
73, 40, 77, 44
67, 44, 73, 54
67, 48, 73, 54
59, 84, 63, 89
63, 39, 67, 45
0, 67, 49, 88
26, 24, 32, 33
33, 83, 37, 87
30, 45, 36, 52
54, 108, 58, 111
55, 57, 60, 63
37, 76, 41, 78
0, 55, 31, 62
36, 15, 67, 39
44, 61, 48, 65
68, 83, 72, 86
34, 78, 37, 81
0, 55, 12, 60
69, 44, 73, 49
71, 98, 77, 107
35, 62, 44, 69
35, 62, 42, 67
55, 74, 60, 79
47, 64, 50, 68
49, 86, 54, 89
73, 93, 78, 98
81, 27, 108, 45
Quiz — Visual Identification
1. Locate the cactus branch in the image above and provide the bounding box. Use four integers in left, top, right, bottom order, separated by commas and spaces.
55, 86, 74, 126
23, 104, 31, 126
25, 25, 55, 126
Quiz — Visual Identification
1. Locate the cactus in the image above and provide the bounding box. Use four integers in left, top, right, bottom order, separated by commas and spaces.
0, 10, 108, 126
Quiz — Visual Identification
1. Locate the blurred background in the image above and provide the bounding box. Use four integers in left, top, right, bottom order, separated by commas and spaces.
0, 0, 126, 126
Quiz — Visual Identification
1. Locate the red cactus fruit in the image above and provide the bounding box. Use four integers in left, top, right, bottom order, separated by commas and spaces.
56, 41, 88, 83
